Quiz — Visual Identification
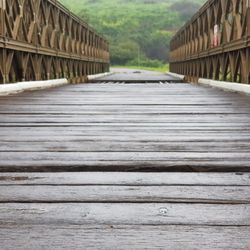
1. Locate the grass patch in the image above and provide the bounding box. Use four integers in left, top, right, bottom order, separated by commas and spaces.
112, 64, 169, 73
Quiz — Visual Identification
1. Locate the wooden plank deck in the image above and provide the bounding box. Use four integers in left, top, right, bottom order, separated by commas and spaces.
92, 68, 181, 83
0, 72, 250, 171
0, 172, 250, 249
0, 70, 250, 249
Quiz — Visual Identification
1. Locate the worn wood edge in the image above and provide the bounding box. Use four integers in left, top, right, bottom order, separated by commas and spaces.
198, 78, 250, 95
0, 79, 69, 96
168, 72, 185, 80
87, 72, 113, 81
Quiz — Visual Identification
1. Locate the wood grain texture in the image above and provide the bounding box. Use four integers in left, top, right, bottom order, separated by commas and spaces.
2, 202, 250, 226
0, 81, 250, 171
1, 172, 249, 186
0, 203, 249, 226
1, 225, 249, 250
0, 185, 249, 204
0, 151, 250, 172
0, 171, 249, 249
1, 141, 250, 153
1, 70, 250, 249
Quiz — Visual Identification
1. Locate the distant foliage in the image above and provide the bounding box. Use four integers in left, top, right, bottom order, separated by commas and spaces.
60, 0, 205, 66
170, 1, 202, 23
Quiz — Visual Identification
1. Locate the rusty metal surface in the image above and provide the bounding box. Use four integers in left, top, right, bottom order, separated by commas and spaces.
170, 0, 250, 84
0, 0, 110, 84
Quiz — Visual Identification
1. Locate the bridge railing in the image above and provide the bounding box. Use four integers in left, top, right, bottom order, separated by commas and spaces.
0, 0, 109, 84
170, 0, 250, 84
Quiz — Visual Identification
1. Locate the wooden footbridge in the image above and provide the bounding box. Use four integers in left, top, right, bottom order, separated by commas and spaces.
1, 0, 250, 249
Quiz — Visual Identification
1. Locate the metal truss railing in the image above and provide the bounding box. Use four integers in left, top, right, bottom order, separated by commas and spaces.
170, 0, 250, 84
0, 0, 110, 83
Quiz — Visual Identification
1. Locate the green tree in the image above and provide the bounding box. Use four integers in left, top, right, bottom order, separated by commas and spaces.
60, 0, 205, 65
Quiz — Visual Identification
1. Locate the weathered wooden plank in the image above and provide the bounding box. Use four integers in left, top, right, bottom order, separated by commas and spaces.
2, 135, 250, 141
0, 225, 249, 250
0, 162, 247, 172
0, 101, 248, 105
2, 95, 248, 100
2, 90, 244, 94
1, 122, 250, 127
0, 127, 250, 133
0, 82, 250, 171
0, 105, 250, 111
1, 115, 250, 124
1, 140, 250, 152
0, 163, 247, 172
0, 100, 248, 105
1, 109, 250, 114
0, 125, 249, 132
1, 127, 250, 135
0, 152, 250, 171
0, 83, 244, 91
1, 104, 250, 112
0, 90, 248, 96
0, 151, 249, 160
2, 92, 246, 97
0, 129, 250, 143
0, 203, 249, 225
0, 92, 247, 96
0, 172, 249, 186
5, 94, 247, 99
1, 96, 249, 100
0, 185, 249, 203
0, 103, 248, 108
